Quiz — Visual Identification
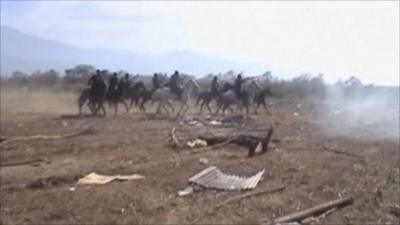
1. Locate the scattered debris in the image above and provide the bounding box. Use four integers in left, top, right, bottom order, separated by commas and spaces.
215, 185, 285, 210
0, 128, 94, 145
189, 166, 265, 191
169, 127, 183, 149
77, 172, 144, 185
293, 112, 299, 116
0, 158, 50, 167
271, 196, 354, 224
198, 157, 209, 164
187, 139, 208, 148
209, 120, 222, 126
177, 186, 194, 196
199, 127, 274, 157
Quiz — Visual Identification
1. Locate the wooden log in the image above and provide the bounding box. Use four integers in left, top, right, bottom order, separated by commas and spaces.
321, 145, 364, 159
0, 128, 94, 145
0, 158, 50, 167
274, 196, 354, 223
215, 185, 285, 210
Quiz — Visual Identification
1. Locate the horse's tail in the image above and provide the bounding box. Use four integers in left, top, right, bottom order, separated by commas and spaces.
196, 93, 203, 106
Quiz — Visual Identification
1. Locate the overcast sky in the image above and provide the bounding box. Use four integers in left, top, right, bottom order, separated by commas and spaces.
1, 1, 399, 85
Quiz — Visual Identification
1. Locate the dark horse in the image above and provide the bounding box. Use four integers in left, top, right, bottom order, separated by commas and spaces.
78, 85, 107, 116
253, 87, 273, 114
129, 82, 157, 112
107, 81, 131, 115
214, 81, 260, 117
196, 83, 234, 114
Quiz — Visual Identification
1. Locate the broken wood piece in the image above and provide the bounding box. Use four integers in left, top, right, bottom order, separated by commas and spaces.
273, 196, 354, 223
321, 145, 364, 159
215, 185, 285, 210
0, 158, 50, 167
198, 128, 274, 157
170, 127, 183, 149
0, 128, 94, 145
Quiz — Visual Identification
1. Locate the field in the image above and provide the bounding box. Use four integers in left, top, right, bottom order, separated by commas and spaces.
0, 89, 399, 225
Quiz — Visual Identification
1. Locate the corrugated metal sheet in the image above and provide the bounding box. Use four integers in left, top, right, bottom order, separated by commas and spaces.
189, 166, 265, 191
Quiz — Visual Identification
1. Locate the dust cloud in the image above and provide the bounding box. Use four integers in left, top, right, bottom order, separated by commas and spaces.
0, 88, 78, 117
318, 86, 399, 142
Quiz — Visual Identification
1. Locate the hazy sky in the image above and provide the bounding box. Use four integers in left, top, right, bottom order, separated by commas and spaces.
1, 1, 399, 85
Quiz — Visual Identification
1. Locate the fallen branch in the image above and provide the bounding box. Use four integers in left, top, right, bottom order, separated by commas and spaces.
198, 127, 274, 157
273, 196, 354, 223
0, 128, 94, 145
0, 158, 50, 167
170, 127, 183, 149
215, 185, 285, 210
321, 145, 364, 159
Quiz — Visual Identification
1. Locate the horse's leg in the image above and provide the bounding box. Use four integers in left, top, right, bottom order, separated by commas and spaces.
199, 101, 205, 114
206, 102, 213, 114
182, 101, 190, 114
215, 102, 222, 115
129, 97, 136, 112
166, 100, 174, 113
114, 102, 118, 116
101, 103, 106, 117
263, 101, 271, 115
162, 102, 170, 115
155, 101, 162, 114
254, 102, 260, 115
121, 100, 129, 113
78, 96, 86, 116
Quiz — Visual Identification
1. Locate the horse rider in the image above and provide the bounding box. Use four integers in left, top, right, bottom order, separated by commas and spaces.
117, 73, 131, 97
88, 69, 100, 90
211, 76, 219, 94
165, 70, 183, 100
88, 70, 102, 98
152, 73, 160, 91
234, 74, 244, 98
107, 72, 118, 100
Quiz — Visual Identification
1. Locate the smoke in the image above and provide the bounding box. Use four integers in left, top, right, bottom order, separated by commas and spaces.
318, 85, 399, 142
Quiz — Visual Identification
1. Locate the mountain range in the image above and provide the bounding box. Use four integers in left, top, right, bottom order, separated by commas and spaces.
0, 26, 269, 76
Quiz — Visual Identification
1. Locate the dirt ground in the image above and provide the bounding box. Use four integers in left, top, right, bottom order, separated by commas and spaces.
0, 90, 399, 225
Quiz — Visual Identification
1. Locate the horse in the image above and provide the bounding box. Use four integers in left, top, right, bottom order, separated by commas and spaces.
214, 81, 260, 117
78, 84, 107, 116
151, 79, 201, 115
196, 82, 234, 114
107, 81, 130, 116
127, 81, 147, 111
253, 87, 273, 115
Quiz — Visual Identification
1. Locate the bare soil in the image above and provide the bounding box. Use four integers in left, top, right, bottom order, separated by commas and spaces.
0, 90, 399, 225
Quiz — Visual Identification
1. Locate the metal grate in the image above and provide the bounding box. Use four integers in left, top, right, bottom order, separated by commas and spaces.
189, 166, 265, 191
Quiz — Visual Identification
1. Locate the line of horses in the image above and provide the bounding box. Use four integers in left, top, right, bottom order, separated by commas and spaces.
78, 78, 273, 117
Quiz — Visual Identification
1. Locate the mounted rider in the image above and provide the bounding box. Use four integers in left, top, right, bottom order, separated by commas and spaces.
107, 72, 118, 99
118, 73, 131, 97
88, 69, 107, 101
165, 70, 183, 100
210, 76, 219, 94
152, 73, 160, 91
234, 74, 244, 98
